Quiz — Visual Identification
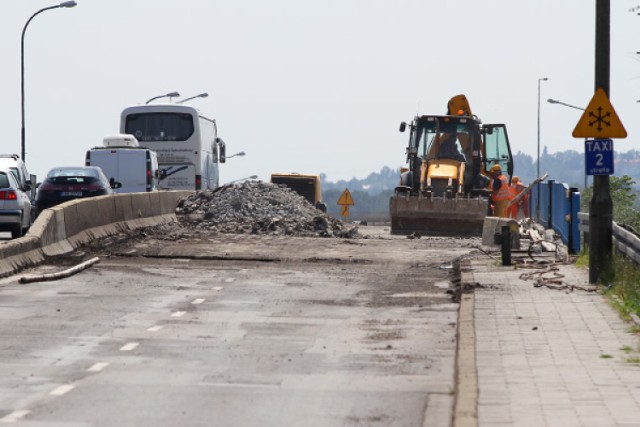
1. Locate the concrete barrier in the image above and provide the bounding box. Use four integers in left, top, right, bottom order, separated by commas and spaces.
481, 217, 520, 250
114, 193, 135, 222
0, 190, 190, 278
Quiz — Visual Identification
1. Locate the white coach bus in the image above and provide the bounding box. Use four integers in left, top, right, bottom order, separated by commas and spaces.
119, 104, 226, 190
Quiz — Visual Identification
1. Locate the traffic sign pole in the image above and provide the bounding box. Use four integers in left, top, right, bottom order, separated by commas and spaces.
591, 0, 614, 284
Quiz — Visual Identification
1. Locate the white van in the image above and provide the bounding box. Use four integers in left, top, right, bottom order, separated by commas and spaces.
85, 134, 159, 193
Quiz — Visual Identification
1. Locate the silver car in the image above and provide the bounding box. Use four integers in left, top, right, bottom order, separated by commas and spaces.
0, 170, 32, 239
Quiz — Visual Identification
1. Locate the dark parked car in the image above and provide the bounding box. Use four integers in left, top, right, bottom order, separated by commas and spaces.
35, 166, 119, 213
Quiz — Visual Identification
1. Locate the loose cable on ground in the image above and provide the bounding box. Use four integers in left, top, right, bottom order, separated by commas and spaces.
475, 220, 598, 292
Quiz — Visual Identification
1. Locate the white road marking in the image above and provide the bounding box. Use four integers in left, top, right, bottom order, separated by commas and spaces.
171, 311, 186, 317
434, 281, 450, 289
87, 362, 109, 372
202, 382, 280, 389
120, 342, 139, 351
50, 384, 75, 396
224, 278, 234, 283
147, 325, 163, 332
0, 410, 30, 423
192, 298, 205, 305
213, 286, 224, 291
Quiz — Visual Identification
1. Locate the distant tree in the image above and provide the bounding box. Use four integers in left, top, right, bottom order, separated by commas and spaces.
581, 175, 640, 231
512, 151, 535, 184
319, 150, 640, 220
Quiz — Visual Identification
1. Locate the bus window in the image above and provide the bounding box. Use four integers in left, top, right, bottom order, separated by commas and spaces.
125, 113, 194, 142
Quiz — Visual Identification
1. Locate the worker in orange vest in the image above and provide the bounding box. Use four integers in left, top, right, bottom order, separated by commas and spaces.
489, 164, 512, 217
508, 176, 529, 219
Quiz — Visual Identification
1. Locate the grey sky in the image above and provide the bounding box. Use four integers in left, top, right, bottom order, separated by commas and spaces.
3, 1, 639, 184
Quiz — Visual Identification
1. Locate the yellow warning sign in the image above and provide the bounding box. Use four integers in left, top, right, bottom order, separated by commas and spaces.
337, 188, 354, 206
572, 88, 627, 138
340, 205, 350, 218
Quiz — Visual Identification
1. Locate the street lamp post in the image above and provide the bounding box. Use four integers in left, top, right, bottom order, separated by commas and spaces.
547, 98, 587, 188
145, 91, 180, 104
536, 77, 548, 220
21, 1, 78, 162
177, 92, 209, 104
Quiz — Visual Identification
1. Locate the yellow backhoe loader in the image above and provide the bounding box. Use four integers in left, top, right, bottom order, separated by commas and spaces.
390, 95, 513, 235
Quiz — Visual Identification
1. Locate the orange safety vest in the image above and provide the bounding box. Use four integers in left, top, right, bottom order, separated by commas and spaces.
511, 183, 528, 202
492, 174, 511, 201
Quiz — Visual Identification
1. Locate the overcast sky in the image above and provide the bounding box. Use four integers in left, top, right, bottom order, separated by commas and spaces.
2, 1, 640, 184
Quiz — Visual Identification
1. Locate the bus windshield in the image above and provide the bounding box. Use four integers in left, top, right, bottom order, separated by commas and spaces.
125, 113, 194, 142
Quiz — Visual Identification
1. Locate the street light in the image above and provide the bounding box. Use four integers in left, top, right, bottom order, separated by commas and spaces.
547, 98, 584, 112
226, 151, 246, 159
21, 1, 78, 162
547, 98, 587, 189
536, 77, 548, 220
177, 92, 208, 104
145, 91, 180, 104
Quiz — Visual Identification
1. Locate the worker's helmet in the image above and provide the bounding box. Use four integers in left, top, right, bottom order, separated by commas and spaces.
489, 164, 502, 174
512, 176, 519, 183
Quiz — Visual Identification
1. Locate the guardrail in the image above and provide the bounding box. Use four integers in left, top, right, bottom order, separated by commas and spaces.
0, 191, 189, 278
530, 180, 581, 254
578, 212, 640, 264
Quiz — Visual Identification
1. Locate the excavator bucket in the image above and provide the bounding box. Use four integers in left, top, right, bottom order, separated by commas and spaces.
389, 195, 490, 236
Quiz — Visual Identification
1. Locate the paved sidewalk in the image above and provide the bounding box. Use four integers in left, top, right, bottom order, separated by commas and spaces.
455, 254, 640, 427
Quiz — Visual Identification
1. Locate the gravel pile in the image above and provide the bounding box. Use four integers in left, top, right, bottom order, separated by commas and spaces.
176, 180, 359, 238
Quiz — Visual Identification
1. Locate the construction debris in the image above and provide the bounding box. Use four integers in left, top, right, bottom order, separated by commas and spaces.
176, 181, 359, 238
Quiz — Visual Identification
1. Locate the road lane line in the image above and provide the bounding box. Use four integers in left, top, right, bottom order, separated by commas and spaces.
213, 286, 224, 291
224, 278, 234, 283
120, 342, 139, 351
50, 384, 75, 396
147, 325, 163, 332
0, 410, 30, 423
171, 311, 186, 317
201, 382, 280, 389
87, 362, 109, 372
192, 298, 205, 304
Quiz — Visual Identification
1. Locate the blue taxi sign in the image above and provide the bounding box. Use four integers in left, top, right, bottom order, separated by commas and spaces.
585, 139, 614, 175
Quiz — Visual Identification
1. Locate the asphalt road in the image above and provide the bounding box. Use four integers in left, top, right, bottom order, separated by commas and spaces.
0, 226, 478, 426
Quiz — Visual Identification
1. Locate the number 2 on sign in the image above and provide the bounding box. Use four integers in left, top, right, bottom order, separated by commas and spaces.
595, 153, 603, 166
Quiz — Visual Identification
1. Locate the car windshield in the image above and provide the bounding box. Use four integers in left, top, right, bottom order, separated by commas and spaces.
45, 168, 103, 185
46, 176, 101, 185
47, 167, 100, 177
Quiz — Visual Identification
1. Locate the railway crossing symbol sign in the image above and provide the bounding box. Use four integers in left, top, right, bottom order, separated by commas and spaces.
572, 88, 627, 139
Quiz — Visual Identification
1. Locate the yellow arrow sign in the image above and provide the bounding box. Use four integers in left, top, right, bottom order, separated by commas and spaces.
337, 188, 354, 206
340, 205, 350, 218
572, 88, 627, 138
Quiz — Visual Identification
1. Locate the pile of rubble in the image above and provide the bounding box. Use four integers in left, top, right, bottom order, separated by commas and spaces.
176, 180, 359, 238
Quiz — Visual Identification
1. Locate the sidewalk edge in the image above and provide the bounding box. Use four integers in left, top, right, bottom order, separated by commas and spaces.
452, 259, 478, 427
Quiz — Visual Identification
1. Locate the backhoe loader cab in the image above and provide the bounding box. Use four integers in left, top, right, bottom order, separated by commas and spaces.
390, 95, 513, 235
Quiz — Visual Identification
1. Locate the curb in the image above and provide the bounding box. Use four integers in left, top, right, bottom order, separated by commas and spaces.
452, 259, 478, 427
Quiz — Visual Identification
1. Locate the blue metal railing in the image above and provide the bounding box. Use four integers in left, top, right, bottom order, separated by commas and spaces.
530, 180, 581, 254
